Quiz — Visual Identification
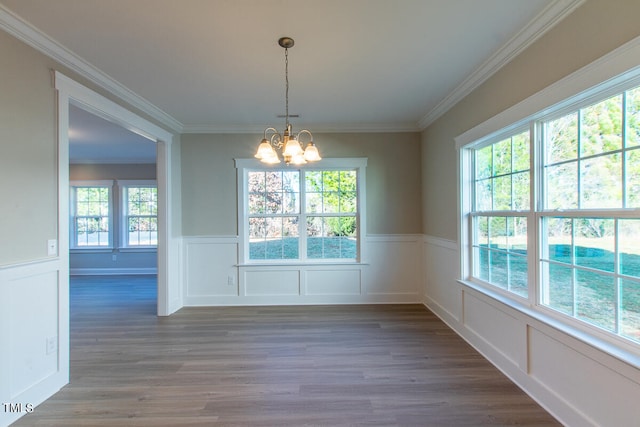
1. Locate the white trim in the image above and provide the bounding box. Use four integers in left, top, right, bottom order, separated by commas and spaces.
55, 73, 173, 143
182, 235, 240, 243
236, 262, 368, 268
235, 158, 368, 265
117, 179, 157, 187
54, 71, 179, 317
182, 233, 422, 307
183, 122, 421, 134
0, 2, 583, 135
0, 2, 582, 134
418, 0, 586, 129
455, 34, 640, 149
0, 258, 68, 426
234, 157, 368, 170
70, 268, 157, 276
119, 181, 158, 249
367, 234, 423, 242
0, 5, 183, 134
454, 35, 640, 371
458, 279, 640, 372
423, 235, 458, 251
423, 235, 640, 426
69, 180, 114, 187
69, 181, 114, 250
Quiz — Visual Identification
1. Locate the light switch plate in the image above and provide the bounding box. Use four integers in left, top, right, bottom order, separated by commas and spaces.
47, 239, 57, 256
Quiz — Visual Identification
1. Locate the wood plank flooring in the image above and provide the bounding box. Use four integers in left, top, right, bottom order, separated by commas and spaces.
13, 275, 560, 426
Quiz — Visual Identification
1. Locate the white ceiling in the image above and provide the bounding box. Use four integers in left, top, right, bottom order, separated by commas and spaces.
68, 104, 157, 164
0, 0, 583, 162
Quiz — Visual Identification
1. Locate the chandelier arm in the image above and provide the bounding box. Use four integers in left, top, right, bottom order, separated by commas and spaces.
254, 37, 321, 165
262, 127, 283, 149
296, 129, 313, 143
263, 126, 279, 139
270, 132, 283, 148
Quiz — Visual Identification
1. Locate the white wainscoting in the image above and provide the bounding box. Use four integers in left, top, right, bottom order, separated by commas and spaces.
422, 235, 640, 427
182, 234, 423, 306
0, 258, 68, 427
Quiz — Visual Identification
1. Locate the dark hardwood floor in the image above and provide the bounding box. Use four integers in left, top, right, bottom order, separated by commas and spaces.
14, 275, 560, 426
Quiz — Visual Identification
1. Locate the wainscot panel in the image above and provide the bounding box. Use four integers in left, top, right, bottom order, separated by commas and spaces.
183, 236, 239, 305
181, 234, 422, 306
0, 259, 68, 427
306, 269, 361, 296
423, 236, 460, 323
364, 235, 422, 300
423, 235, 640, 427
244, 269, 300, 296
528, 328, 640, 427
462, 290, 525, 369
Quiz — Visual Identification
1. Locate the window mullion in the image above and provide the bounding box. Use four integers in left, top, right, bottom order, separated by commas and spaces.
577, 109, 583, 210
622, 91, 628, 208
615, 218, 621, 334
299, 170, 307, 262
531, 121, 540, 307
464, 78, 640, 348
570, 218, 577, 317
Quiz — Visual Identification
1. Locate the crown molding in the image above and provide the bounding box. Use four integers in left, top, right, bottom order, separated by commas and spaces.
0, 4, 416, 136
0, 4, 183, 133
1, 1, 585, 135
417, 0, 586, 130
182, 121, 421, 134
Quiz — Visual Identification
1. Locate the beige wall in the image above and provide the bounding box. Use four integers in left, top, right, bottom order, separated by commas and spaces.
0, 29, 173, 266
70, 163, 156, 181
421, 0, 640, 240
7, 0, 638, 255
181, 132, 422, 236
0, 31, 58, 265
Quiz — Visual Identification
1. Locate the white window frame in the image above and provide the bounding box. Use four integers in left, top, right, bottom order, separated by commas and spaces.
456, 36, 640, 363
70, 180, 114, 249
236, 158, 367, 265
119, 180, 158, 249
466, 125, 536, 303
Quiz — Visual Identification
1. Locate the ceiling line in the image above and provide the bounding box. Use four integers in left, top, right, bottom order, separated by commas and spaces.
0, 4, 184, 134
417, 0, 586, 130
1, 0, 585, 134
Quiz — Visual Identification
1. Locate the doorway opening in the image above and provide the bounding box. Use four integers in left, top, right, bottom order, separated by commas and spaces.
55, 71, 178, 319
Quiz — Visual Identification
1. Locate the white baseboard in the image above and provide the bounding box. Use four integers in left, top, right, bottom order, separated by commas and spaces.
70, 267, 157, 276
422, 234, 640, 427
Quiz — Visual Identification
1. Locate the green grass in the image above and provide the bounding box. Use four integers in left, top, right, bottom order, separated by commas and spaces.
250, 237, 357, 260
480, 244, 640, 343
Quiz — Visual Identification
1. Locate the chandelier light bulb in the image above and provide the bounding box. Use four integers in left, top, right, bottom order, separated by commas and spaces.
254, 37, 321, 165
303, 142, 321, 161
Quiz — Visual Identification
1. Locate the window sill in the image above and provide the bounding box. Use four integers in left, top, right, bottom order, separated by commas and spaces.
119, 247, 157, 253
70, 247, 113, 254
458, 278, 640, 372
237, 261, 369, 268
70, 247, 157, 254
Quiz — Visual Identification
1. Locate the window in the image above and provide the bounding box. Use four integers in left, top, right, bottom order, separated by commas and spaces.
70, 180, 157, 250
539, 89, 640, 341
462, 82, 640, 346
237, 158, 366, 263
472, 131, 531, 298
70, 182, 112, 248
122, 185, 158, 246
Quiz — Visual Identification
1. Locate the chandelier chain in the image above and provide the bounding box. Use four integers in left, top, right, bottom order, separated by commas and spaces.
254, 37, 320, 165
284, 47, 289, 127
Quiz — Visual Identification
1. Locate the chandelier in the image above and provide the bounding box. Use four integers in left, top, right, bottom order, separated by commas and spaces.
254, 37, 321, 165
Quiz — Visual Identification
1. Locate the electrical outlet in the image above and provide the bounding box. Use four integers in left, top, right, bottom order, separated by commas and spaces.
227, 275, 235, 286
46, 336, 57, 355
112, 254, 117, 261
47, 239, 57, 256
